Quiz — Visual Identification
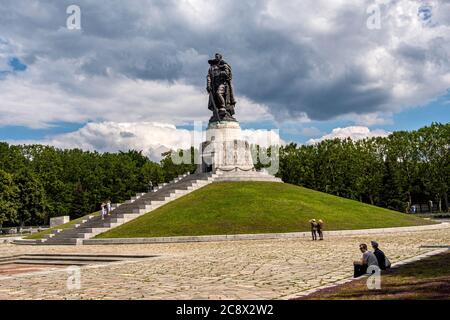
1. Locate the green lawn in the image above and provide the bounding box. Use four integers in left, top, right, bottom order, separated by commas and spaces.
25, 211, 100, 240
300, 251, 450, 300
97, 182, 433, 239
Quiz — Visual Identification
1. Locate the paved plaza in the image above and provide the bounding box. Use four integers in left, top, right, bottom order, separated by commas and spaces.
1, 228, 449, 300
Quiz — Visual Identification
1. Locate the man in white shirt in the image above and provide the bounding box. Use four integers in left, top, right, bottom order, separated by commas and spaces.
353, 243, 379, 278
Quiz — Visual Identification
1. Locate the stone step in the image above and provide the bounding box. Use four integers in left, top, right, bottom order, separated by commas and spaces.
71, 233, 94, 239
23, 253, 154, 259
65, 227, 107, 234
43, 238, 82, 245
2, 253, 155, 266
15, 255, 124, 262
50, 225, 97, 233
88, 221, 122, 229
139, 194, 184, 202
147, 182, 198, 193
13, 259, 93, 265
46, 231, 90, 238
48, 229, 85, 236
39, 172, 210, 245
101, 217, 125, 224
12, 239, 41, 245
118, 194, 171, 205
132, 208, 158, 214
0, 255, 23, 263
115, 213, 139, 219
89, 214, 123, 224
131, 203, 163, 214
44, 229, 64, 238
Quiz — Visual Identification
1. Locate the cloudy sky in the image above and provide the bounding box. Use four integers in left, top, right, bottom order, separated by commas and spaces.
0, 0, 449, 160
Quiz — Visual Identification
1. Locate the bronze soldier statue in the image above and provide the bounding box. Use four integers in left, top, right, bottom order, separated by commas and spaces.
207, 53, 237, 122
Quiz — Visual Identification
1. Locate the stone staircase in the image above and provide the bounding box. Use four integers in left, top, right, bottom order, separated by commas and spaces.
0, 254, 154, 267
13, 170, 282, 246
16, 172, 221, 245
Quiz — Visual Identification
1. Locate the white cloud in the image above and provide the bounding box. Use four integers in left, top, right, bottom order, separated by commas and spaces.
0, 57, 272, 128
307, 126, 391, 144
241, 128, 284, 147
0, 0, 449, 131
300, 127, 322, 137
279, 125, 322, 137
9, 121, 283, 162
339, 112, 394, 127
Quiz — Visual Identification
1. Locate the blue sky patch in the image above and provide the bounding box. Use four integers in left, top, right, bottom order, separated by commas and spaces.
0, 122, 85, 140
8, 57, 27, 72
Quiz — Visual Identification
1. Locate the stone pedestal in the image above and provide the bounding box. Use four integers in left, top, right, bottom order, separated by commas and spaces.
50, 216, 70, 227
199, 121, 255, 173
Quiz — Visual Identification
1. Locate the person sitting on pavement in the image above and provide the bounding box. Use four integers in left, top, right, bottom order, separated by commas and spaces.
371, 241, 390, 270
353, 243, 379, 278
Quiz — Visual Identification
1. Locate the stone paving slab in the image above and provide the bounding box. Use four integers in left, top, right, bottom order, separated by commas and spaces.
0, 228, 449, 300
0, 263, 64, 276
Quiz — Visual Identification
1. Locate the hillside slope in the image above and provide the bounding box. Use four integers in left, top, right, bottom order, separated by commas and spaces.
97, 182, 434, 238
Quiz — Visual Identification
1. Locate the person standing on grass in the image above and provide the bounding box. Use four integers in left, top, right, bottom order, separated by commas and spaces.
353, 243, 379, 278
309, 219, 318, 241
317, 219, 324, 240
101, 202, 107, 220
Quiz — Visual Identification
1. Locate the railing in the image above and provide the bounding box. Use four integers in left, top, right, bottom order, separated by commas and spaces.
410, 203, 445, 214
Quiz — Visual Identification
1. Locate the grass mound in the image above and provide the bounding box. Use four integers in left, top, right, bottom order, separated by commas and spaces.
97, 182, 433, 239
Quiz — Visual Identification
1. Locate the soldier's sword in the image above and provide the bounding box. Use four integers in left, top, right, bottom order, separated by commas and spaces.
209, 90, 221, 123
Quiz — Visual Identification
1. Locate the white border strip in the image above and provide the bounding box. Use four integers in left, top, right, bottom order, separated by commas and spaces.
83, 222, 450, 245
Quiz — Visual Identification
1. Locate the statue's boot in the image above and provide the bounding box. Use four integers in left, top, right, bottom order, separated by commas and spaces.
219, 108, 227, 117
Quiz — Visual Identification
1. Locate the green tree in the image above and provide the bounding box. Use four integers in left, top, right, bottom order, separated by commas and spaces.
354, 138, 385, 205
417, 123, 450, 212
0, 169, 19, 227
161, 147, 197, 182
140, 162, 165, 187
382, 131, 421, 211
14, 169, 48, 226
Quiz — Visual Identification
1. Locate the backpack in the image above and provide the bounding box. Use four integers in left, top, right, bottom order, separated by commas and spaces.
385, 256, 391, 269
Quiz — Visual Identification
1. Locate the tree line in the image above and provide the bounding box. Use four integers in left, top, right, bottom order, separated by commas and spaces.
277, 123, 449, 213
0, 122, 448, 227
0, 144, 195, 227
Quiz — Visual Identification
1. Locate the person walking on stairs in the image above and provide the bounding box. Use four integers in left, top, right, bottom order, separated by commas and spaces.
106, 200, 112, 216
101, 202, 107, 220
148, 179, 154, 192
